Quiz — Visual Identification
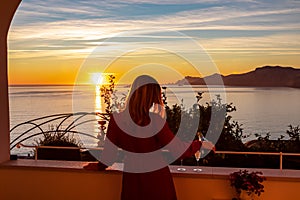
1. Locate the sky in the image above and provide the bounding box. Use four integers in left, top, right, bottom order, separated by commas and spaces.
8, 0, 300, 85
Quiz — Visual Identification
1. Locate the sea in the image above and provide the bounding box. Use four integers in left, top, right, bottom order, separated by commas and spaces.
9, 85, 300, 156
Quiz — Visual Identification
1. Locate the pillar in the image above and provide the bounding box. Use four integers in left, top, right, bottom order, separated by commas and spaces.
0, 0, 22, 163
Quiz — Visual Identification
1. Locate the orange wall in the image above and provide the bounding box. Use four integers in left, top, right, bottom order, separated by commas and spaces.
0, 168, 122, 200
174, 174, 300, 200
1, 167, 300, 200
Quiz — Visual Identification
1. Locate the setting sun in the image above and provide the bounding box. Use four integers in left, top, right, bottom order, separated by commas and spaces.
90, 73, 104, 85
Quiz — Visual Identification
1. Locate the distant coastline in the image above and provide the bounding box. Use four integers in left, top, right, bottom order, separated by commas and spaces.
9, 66, 300, 88
175, 66, 300, 88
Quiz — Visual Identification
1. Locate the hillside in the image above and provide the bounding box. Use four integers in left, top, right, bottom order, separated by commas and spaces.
175, 66, 300, 88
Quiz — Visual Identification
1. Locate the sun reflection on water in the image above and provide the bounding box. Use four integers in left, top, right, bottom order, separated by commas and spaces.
95, 85, 103, 113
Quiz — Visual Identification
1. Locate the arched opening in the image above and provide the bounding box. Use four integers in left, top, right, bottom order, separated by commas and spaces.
0, 0, 22, 163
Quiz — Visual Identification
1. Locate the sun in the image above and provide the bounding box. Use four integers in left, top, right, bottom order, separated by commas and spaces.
90, 73, 104, 85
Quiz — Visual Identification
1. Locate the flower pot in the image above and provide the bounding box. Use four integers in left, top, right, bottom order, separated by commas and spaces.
37, 147, 81, 161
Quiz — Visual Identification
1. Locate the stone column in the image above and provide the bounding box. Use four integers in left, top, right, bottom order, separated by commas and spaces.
0, 0, 22, 163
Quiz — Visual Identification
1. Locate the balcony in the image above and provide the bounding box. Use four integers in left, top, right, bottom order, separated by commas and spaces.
1, 1, 300, 200
1, 159, 300, 200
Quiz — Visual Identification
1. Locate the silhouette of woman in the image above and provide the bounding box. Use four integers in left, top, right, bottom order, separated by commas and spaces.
84, 75, 215, 200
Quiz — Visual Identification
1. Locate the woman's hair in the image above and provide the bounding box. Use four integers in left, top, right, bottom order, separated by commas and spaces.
125, 75, 164, 125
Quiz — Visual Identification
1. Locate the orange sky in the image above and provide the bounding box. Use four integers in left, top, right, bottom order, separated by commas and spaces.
8, 47, 299, 85
7, 0, 300, 85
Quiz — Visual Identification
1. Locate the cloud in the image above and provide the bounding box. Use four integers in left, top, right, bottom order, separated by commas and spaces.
8, 0, 300, 62
199, 33, 300, 57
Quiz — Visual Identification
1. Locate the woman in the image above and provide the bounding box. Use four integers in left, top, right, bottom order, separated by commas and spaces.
84, 75, 215, 200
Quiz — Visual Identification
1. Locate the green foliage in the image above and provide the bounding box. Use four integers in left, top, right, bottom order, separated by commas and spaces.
36, 125, 81, 147
165, 103, 182, 136
240, 126, 300, 169
287, 124, 300, 141
249, 124, 300, 153
163, 89, 248, 166
163, 89, 245, 151
34, 125, 82, 161
100, 74, 126, 114
100, 74, 116, 114
202, 95, 245, 151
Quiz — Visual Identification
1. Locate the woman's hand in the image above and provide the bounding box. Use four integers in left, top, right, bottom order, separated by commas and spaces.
202, 141, 216, 153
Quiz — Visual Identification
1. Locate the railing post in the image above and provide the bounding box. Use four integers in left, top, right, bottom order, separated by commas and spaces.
35, 147, 38, 160
280, 152, 283, 171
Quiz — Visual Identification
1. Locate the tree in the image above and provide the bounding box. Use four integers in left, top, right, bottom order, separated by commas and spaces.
162, 89, 246, 166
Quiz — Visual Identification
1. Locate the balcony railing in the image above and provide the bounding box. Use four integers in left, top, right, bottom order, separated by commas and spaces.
10, 112, 300, 170
10, 112, 109, 151
16, 143, 300, 170
215, 150, 300, 171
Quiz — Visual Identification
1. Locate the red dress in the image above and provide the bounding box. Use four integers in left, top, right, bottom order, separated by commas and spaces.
100, 112, 201, 200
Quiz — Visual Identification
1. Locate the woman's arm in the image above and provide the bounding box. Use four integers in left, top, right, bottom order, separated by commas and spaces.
156, 121, 215, 160
155, 122, 198, 158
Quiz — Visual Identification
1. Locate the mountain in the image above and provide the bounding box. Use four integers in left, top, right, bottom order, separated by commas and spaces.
175, 66, 300, 88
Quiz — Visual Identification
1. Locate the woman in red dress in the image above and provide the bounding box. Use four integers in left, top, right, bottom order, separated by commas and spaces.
85, 75, 215, 200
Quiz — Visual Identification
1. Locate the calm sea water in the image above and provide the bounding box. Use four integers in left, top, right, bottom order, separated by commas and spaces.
9, 85, 300, 155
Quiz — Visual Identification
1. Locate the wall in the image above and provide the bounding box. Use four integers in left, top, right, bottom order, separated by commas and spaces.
0, 167, 122, 200
1, 165, 300, 200
0, 0, 22, 163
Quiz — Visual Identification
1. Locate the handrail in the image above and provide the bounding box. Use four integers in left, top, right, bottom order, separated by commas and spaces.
17, 143, 170, 160
10, 112, 109, 150
17, 144, 300, 170
10, 112, 299, 170
215, 150, 300, 171
215, 150, 282, 155
17, 143, 105, 160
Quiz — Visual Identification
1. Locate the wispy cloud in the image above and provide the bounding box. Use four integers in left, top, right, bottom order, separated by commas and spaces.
8, 0, 300, 64
201, 33, 300, 52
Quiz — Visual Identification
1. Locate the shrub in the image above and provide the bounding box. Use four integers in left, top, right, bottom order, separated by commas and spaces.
36, 127, 81, 147
35, 125, 82, 161
287, 124, 300, 141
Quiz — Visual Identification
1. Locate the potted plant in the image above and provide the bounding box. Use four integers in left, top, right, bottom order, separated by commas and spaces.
229, 169, 266, 200
35, 129, 82, 161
